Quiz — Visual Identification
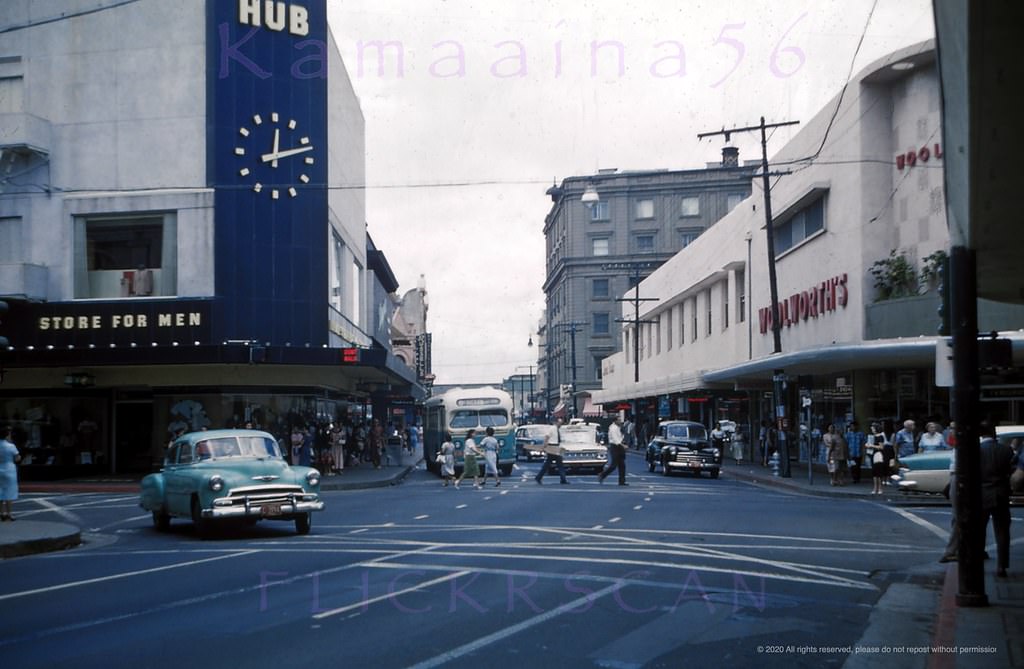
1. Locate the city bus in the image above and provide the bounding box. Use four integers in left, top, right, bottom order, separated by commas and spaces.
423, 387, 516, 476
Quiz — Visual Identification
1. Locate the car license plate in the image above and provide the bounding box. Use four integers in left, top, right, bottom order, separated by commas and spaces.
261, 503, 282, 517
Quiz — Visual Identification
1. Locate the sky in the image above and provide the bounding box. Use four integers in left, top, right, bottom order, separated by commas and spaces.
325, 0, 936, 385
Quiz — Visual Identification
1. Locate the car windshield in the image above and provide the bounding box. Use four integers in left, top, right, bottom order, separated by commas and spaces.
520, 426, 548, 439
196, 436, 281, 460
450, 409, 509, 429
561, 428, 597, 444
665, 424, 707, 441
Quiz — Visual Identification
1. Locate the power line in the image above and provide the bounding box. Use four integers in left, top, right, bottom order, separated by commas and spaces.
0, 0, 145, 35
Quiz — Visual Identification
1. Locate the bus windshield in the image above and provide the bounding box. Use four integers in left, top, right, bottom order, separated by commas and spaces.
450, 409, 509, 429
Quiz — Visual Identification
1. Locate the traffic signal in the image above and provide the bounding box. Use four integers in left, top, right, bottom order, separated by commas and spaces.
936, 255, 950, 336
0, 300, 8, 348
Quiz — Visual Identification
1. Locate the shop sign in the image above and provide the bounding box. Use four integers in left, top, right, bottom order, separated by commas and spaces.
895, 143, 943, 171
8, 300, 212, 348
758, 274, 848, 335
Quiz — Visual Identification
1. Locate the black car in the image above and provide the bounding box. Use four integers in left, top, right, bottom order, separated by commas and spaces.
646, 420, 721, 478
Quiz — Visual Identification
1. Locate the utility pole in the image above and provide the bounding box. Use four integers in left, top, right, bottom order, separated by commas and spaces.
603, 262, 659, 383
552, 321, 586, 419
699, 117, 799, 475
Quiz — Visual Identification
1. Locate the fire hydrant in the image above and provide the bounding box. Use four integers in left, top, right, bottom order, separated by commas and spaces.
770, 452, 780, 477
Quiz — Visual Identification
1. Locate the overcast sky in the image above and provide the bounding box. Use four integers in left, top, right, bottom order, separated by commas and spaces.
325, 0, 936, 385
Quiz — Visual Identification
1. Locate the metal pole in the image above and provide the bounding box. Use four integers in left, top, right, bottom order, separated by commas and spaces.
950, 246, 986, 607
570, 323, 578, 418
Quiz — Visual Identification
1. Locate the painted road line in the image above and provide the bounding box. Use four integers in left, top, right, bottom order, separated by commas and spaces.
312, 570, 470, 620
0, 550, 261, 602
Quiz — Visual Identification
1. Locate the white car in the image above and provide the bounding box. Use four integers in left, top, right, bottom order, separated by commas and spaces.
555, 422, 608, 473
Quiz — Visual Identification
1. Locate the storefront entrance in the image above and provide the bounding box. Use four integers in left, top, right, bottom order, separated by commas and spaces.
114, 401, 155, 474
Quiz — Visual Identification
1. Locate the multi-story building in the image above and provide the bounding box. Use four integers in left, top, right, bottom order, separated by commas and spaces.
593, 41, 1024, 447
0, 0, 421, 476
539, 154, 757, 418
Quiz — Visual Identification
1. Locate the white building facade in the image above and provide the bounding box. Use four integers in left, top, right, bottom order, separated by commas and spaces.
594, 41, 1024, 446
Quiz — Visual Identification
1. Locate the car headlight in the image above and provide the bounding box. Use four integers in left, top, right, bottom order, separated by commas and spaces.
208, 475, 225, 492
306, 470, 321, 487
712, 448, 721, 458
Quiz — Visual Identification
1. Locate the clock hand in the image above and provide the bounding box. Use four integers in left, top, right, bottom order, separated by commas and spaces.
261, 145, 314, 163
271, 128, 280, 168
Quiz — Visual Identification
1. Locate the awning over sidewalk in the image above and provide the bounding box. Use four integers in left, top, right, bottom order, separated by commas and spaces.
552, 402, 567, 418
581, 397, 602, 418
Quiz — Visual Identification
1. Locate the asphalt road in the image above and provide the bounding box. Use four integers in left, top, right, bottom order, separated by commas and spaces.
0, 458, 994, 669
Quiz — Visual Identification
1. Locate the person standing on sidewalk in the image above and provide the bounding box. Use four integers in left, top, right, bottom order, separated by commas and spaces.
867, 423, 886, 495
845, 422, 866, 484
895, 419, 917, 459
979, 423, 1013, 577
369, 419, 385, 469
599, 415, 628, 486
536, 420, 568, 485
0, 426, 19, 521
480, 427, 501, 487
823, 424, 848, 486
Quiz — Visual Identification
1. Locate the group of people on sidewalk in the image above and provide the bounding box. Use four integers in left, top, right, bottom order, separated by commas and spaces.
281, 418, 421, 475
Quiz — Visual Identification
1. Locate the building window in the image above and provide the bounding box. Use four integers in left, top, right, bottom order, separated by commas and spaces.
635, 234, 655, 253
330, 233, 345, 313
592, 238, 610, 256
595, 356, 604, 380
681, 196, 700, 217
590, 201, 609, 221
666, 309, 673, 351
0, 75, 24, 114
775, 195, 825, 255
75, 214, 176, 299
593, 278, 609, 299
737, 270, 746, 323
722, 283, 729, 331
635, 199, 654, 219
705, 290, 712, 336
0, 217, 22, 262
690, 298, 698, 342
680, 230, 700, 248
351, 261, 362, 326
678, 303, 685, 347
593, 312, 610, 336
727, 193, 745, 212
654, 316, 661, 354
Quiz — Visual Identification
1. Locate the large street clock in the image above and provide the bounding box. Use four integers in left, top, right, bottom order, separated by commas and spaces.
234, 112, 317, 199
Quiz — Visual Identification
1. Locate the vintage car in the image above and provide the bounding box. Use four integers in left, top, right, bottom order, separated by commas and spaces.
555, 421, 608, 472
140, 429, 324, 537
515, 424, 550, 462
894, 425, 1024, 496
646, 420, 721, 478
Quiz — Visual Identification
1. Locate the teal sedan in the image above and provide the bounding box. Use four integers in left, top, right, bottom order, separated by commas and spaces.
894, 426, 1024, 496
140, 429, 324, 537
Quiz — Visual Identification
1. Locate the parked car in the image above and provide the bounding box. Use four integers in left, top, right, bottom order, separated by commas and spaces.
140, 429, 325, 537
894, 425, 1024, 496
515, 424, 550, 462
646, 420, 721, 478
556, 421, 608, 472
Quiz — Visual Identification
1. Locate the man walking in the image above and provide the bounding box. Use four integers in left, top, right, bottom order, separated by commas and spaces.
599, 414, 628, 486
536, 419, 568, 485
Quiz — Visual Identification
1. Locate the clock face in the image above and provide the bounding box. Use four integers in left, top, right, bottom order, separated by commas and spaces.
234, 112, 316, 199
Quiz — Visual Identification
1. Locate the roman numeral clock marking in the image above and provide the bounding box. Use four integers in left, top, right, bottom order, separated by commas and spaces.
235, 113, 315, 199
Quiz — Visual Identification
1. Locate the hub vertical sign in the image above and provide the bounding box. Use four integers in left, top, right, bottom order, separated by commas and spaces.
208, 0, 329, 346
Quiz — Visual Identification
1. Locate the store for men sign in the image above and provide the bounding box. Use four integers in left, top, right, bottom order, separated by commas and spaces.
6, 300, 213, 348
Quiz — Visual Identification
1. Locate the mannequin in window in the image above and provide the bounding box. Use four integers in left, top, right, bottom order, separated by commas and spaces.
134, 264, 153, 296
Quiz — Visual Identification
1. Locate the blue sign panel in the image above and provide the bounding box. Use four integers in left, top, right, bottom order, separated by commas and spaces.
207, 0, 329, 346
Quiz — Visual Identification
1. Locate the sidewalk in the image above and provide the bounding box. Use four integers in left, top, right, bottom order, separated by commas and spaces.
721, 458, 1024, 668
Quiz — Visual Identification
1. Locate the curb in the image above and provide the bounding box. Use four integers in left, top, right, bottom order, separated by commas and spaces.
0, 523, 82, 559
319, 464, 416, 491
723, 466, 878, 500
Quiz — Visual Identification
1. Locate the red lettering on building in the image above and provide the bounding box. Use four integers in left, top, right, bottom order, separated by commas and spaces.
757, 273, 849, 335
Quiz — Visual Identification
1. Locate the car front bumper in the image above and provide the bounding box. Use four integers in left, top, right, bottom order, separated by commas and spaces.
665, 458, 719, 472
204, 493, 324, 519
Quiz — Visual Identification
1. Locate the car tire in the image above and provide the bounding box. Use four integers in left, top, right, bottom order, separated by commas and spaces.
295, 512, 312, 535
710, 469, 720, 479
152, 509, 170, 532
191, 496, 212, 539
500, 463, 514, 476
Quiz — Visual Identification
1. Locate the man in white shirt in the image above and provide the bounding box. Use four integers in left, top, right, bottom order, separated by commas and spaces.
599, 415, 628, 486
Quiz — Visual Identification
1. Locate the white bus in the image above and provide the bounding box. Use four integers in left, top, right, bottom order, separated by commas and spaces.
423, 386, 516, 476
